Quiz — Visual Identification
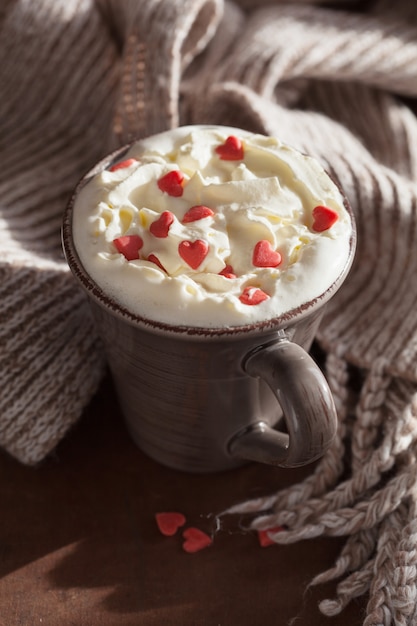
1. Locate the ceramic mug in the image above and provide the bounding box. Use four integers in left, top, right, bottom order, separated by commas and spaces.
62, 143, 356, 473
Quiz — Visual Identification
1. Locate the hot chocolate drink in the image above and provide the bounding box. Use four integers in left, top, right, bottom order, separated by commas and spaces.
72, 125, 352, 328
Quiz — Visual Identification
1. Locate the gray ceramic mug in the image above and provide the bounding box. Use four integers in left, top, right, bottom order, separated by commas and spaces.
62, 146, 356, 473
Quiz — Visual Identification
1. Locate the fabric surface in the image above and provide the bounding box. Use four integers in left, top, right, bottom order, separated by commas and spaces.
1, 0, 417, 622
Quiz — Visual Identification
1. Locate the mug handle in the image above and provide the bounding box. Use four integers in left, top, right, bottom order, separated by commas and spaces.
228, 340, 337, 468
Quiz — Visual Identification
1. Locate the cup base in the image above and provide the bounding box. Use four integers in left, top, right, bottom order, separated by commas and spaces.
124, 418, 248, 473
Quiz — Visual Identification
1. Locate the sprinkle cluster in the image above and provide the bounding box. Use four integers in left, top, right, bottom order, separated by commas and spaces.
154, 510, 285, 552
109, 135, 339, 307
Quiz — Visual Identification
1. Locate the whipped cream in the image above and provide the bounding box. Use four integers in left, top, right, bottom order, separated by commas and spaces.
72, 125, 353, 328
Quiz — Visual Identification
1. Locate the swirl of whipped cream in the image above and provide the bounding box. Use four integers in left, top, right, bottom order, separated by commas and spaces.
72, 125, 353, 328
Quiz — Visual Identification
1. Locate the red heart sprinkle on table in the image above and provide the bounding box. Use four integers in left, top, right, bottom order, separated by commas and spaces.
215, 135, 244, 161
179, 240, 209, 269
253, 240, 282, 268
109, 158, 138, 172
182, 205, 215, 224
157, 170, 185, 197
155, 512, 186, 537
258, 526, 285, 547
219, 264, 236, 279
239, 286, 269, 306
150, 211, 175, 238
182, 527, 212, 553
113, 235, 143, 261
147, 254, 166, 272
312, 205, 339, 232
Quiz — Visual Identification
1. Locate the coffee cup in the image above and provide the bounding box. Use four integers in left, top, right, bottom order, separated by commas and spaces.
62, 125, 355, 473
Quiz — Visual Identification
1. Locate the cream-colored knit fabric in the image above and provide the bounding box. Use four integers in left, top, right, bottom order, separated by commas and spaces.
2, 0, 417, 622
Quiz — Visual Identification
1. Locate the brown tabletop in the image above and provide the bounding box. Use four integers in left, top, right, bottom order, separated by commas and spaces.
0, 374, 365, 625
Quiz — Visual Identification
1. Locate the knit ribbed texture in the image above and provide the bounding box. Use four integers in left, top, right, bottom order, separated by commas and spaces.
1, 0, 417, 622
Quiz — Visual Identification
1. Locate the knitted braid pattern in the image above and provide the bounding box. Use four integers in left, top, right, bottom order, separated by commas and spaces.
2, 1, 417, 623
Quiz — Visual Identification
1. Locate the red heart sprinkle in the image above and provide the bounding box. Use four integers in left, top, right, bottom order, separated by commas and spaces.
109, 158, 138, 172
182, 205, 215, 224
150, 211, 175, 238
253, 240, 282, 268
182, 527, 212, 553
179, 240, 209, 270
148, 254, 166, 272
113, 235, 143, 261
239, 286, 269, 306
155, 512, 186, 537
312, 205, 339, 232
157, 170, 185, 197
219, 265, 236, 279
215, 135, 244, 161
258, 526, 285, 547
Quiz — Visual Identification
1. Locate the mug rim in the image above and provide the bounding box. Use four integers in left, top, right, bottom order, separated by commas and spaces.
62, 140, 357, 340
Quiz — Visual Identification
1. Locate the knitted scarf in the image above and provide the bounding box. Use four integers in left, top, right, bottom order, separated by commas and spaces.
1, 1, 417, 623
